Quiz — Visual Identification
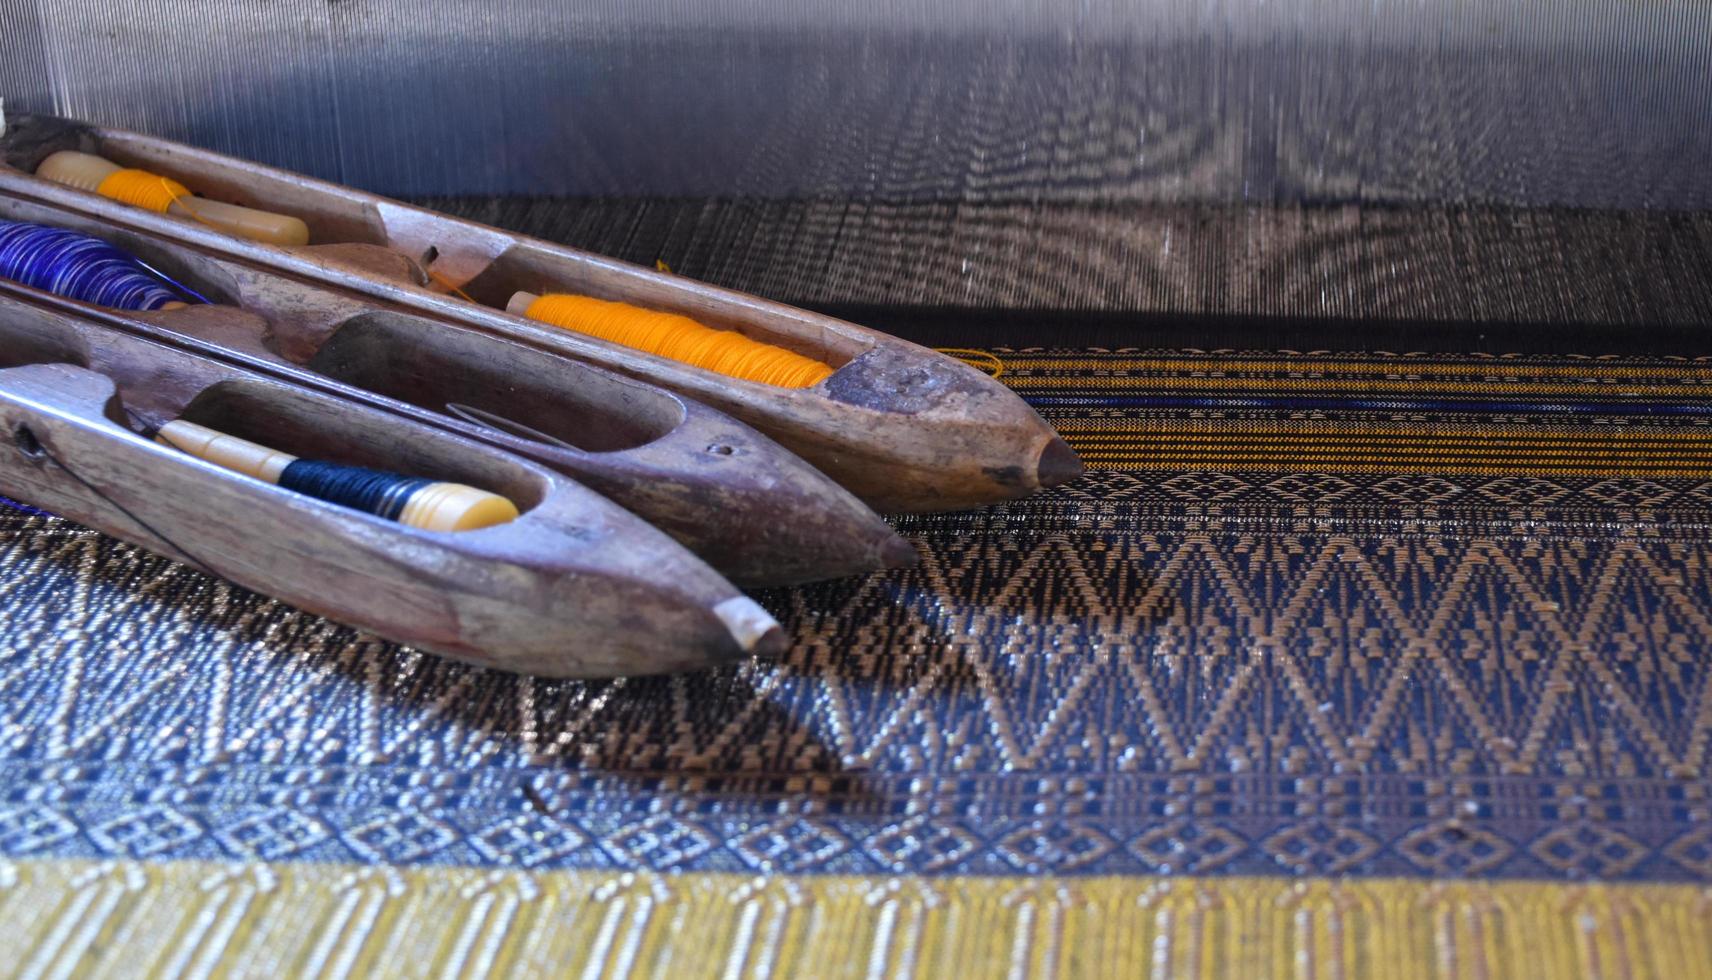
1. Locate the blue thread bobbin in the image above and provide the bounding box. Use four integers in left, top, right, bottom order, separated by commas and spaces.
0, 220, 206, 311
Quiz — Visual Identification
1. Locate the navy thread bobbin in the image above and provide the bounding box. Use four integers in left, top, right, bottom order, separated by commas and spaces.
277, 460, 436, 522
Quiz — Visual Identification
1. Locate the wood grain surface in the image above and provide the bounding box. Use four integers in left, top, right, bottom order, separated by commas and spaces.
0, 190, 913, 587
0, 115, 1080, 513
0, 294, 786, 676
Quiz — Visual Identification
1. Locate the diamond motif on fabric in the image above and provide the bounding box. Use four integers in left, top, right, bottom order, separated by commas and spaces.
1063, 471, 1151, 500
1664, 829, 1712, 877
733, 818, 849, 873
345, 812, 456, 864
864, 818, 980, 873
1475, 477, 1570, 507
216, 810, 329, 860
1262, 822, 1378, 875
16, 346, 1712, 887
1529, 824, 1647, 877
469, 814, 588, 867
90, 805, 203, 858
1128, 821, 1245, 873
1264, 474, 1360, 503
0, 806, 76, 854
1158, 472, 1251, 502
1583, 478, 1675, 508
602, 815, 713, 869
996, 822, 1115, 872
1397, 822, 1513, 875
1371, 475, 1463, 505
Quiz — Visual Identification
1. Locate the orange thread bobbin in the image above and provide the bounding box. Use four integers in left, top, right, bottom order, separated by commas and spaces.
95, 169, 195, 214
35, 151, 311, 246
513, 292, 836, 389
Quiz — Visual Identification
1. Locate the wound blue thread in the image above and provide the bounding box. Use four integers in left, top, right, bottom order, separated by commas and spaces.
277, 459, 434, 521
0, 220, 206, 311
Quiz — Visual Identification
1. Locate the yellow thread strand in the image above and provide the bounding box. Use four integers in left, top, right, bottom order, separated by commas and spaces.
936, 348, 1006, 379
655, 258, 673, 273
523, 293, 836, 389
426, 267, 476, 303
95, 170, 227, 234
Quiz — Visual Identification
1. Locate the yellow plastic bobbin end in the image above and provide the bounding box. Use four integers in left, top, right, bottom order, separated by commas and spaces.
397, 482, 521, 532
156, 420, 296, 482
35, 150, 310, 247
35, 150, 120, 193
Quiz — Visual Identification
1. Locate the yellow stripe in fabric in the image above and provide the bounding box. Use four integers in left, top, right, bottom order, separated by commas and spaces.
1073, 447, 1712, 460
996, 356, 1712, 380
1067, 445, 1712, 460
1043, 417, 1712, 475
1002, 375, 1712, 396
1051, 421, 1712, 440
1068, 454, 1712, 475
1074, 459, 1712, 477
5, 859, 1711, 978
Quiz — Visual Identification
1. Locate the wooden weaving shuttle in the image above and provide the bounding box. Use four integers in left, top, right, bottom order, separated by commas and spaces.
0, 287, 786, 678
0, 113, 1084, 513
0, 191, 914, 587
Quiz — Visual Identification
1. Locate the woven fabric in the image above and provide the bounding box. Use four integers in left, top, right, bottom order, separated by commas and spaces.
5, 342, 1712, 974
2, 181, 1709, 979
5, 862, 1711, 978
419, 199, 1712, 329
6, 5, 1710, 208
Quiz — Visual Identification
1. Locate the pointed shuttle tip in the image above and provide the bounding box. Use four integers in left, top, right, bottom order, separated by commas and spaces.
1036, 436, 1085, 489
751, 625, 791, 659
713, 595, 788, 659
881, 533, 920, 569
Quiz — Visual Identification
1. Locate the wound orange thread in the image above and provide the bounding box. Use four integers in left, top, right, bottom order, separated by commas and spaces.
35, 151, 311, 246
520, 293, 836, 389
95, 171, 237, 236
96, 169, 195, 214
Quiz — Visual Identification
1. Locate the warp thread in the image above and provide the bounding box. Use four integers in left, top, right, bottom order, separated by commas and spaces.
0, 220, 206, 310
